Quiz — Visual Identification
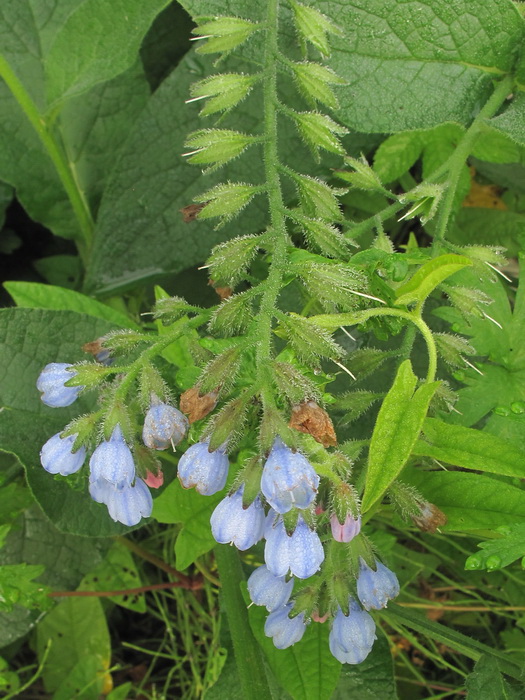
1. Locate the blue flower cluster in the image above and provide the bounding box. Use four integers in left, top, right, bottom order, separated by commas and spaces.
176, 433, 400, 665
37, 363, 189, 527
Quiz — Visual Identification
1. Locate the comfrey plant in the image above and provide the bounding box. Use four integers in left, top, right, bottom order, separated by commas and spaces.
33, 0, 521, 687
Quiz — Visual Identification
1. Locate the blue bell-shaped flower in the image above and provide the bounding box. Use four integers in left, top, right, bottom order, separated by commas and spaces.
261, 438, 319, 514
247, 565, 293, 612
264, 515, 324, 579
264, 603, 308, 649
142, 401, 189, 450
37, 363, 83, 407
210, 485, 265, 550
356, 558, 400, 610
178, 441, 228, 495
40, 432, 86, 476
89, 425, 135, 488
329, 599, 377, 664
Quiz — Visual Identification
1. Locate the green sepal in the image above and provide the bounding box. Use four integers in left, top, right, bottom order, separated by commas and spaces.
294, 215, 352, 258
99, 329, 152, 354
208, 392, 251, 451
207, 234, 261, 287
434, 333, 475, 367
345, 348, 393, 381
292, 585, 319, 619
335, 155, 385, 192
441, 284, 492, 319
292, 111, 348, 157
61, 412, 101, 449
291, 62, 345, 110
259, 404, 298, 454
209, 291, 254, 336
290, 1, 342, 56
278, 313, 343, 366
64, 361, 112, 388
134, 443, 162, 481
333, 390, 384, 424
196, 182, 260, 223
189, 73, 258, 116
198, 346, 242, 395
138, 364, 170, 409
331, 481, 360, 523
192, 17, 260, 55
292, 173, 343, 221
184, 129, 259, 172
236, 455, 264, 506
293, 262, 370, 312
152, 296, 201, 324
398, 183, 445, 224
272, 361, 322, 405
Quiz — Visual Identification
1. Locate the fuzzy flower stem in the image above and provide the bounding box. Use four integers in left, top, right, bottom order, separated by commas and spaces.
254, 0, 289, 411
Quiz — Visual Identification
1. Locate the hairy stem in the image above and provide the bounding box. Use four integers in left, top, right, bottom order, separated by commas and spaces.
0, 54, 94, 259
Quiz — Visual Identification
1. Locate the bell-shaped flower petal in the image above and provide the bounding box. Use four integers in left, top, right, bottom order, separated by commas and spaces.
356, 558, 400, 610
265, 603, 308, 649
265, 515, 324, 579
261, 438, 319, 513
40, 432, 86, 476
247, 565, 293, 612
329, 599, 376, 664
89, 477, 112, 505
89, 425, 135, 488
104, 478, 153, 526
330, 513, 361, 543
142, 403, 189, 450
178, 441, 228, 495
210, 485, 265, 550
37, 363, 83, 407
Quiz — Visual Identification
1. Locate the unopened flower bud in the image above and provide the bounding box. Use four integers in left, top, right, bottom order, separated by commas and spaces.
40, 432, 86, 476
37, 363, 83, 407
329, 599, 376, 664
330, 513, 361, 543
144, 469, 164, 489
356, 558, 399, 610
142, 402, 189, 450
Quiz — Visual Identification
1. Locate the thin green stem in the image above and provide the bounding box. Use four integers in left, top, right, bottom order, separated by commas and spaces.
0, 54, 94, 259
433, 76, 513, 246
214, 546, 272, 700
254, 0, 289, 409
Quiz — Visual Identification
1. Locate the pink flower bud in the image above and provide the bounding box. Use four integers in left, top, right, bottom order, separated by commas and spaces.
330, 513, 361, 543
144, 469, 164, 489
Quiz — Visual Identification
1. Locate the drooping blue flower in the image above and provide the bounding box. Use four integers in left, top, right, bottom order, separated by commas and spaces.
89, 425, 135, 488
37, 363, 83, 407
330, 513, 361, 543
329, 599, 377, 664
356, 558, 400, 610
178, 441, 228, 495
142, 402, 189, 450
40, 432, 86, 476
247, 565, 293, 612
89, 477, 152, 526
210, 485, 265, 550
261, 438, 319, 514
264, 515, 324, 579
265, 603, 308, 649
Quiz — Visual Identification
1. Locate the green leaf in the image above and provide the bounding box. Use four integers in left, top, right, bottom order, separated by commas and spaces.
0, 506, 108, 646
395, 254, 472, 306
0, 308, 132, 537
404, 469, 525, 531
382, 603, 522, 680
0, 564, 51, 613
488, 93, 525, 147
79, 542, 146, 612
51, 655, 105, 700
326, 0, 524, 132
413, 418, 525, 478
465, 523, 525, 572
374, 132, 422, 183
247, 599, 342, 700
153, 479, 223, 570
331, 634, 397, 700
4, 282, 139, 329
362, 360, 439, 513
45, 0, 170, 104
466, 655, 522, 700
36, 597, 110, 693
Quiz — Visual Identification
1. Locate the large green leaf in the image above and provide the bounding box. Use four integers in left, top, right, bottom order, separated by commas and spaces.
0, 308, 133, 537
153, 478, 223, 570
362, 360, 439, 512
466, 656, 523, 699
405, 469, 525, 531
414, 418, 525, 478
488, 93, 525, 147
465, 523, 525, 571
331, 634, 397, 700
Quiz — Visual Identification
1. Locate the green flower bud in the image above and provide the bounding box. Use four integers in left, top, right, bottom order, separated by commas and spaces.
335, 156, 385, 192
442, 284, 492, 319
292, 111, 348, 157
434, 333, 475, 368
208, 393, 251, 451
207, 234, 260, 287
398, 183, 445, 224
296, 216, 351, 259
294, 262, 370, 312
292, 173, 343, 221
290, 1, 342, 57
273, 361, 322, 405
198, 346, 242, 395
99, 330, 152, 355
291, 62, 345, 110
333, 390, 383, 424
152, 296, 201, 324
208, 291, 254, 336
278, 313, 343, 366
188, 73, 258, 116
64, 362, 112, 388
184, 129, 259, 172
191, 17, 260, 55
195, 182, 260, 223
